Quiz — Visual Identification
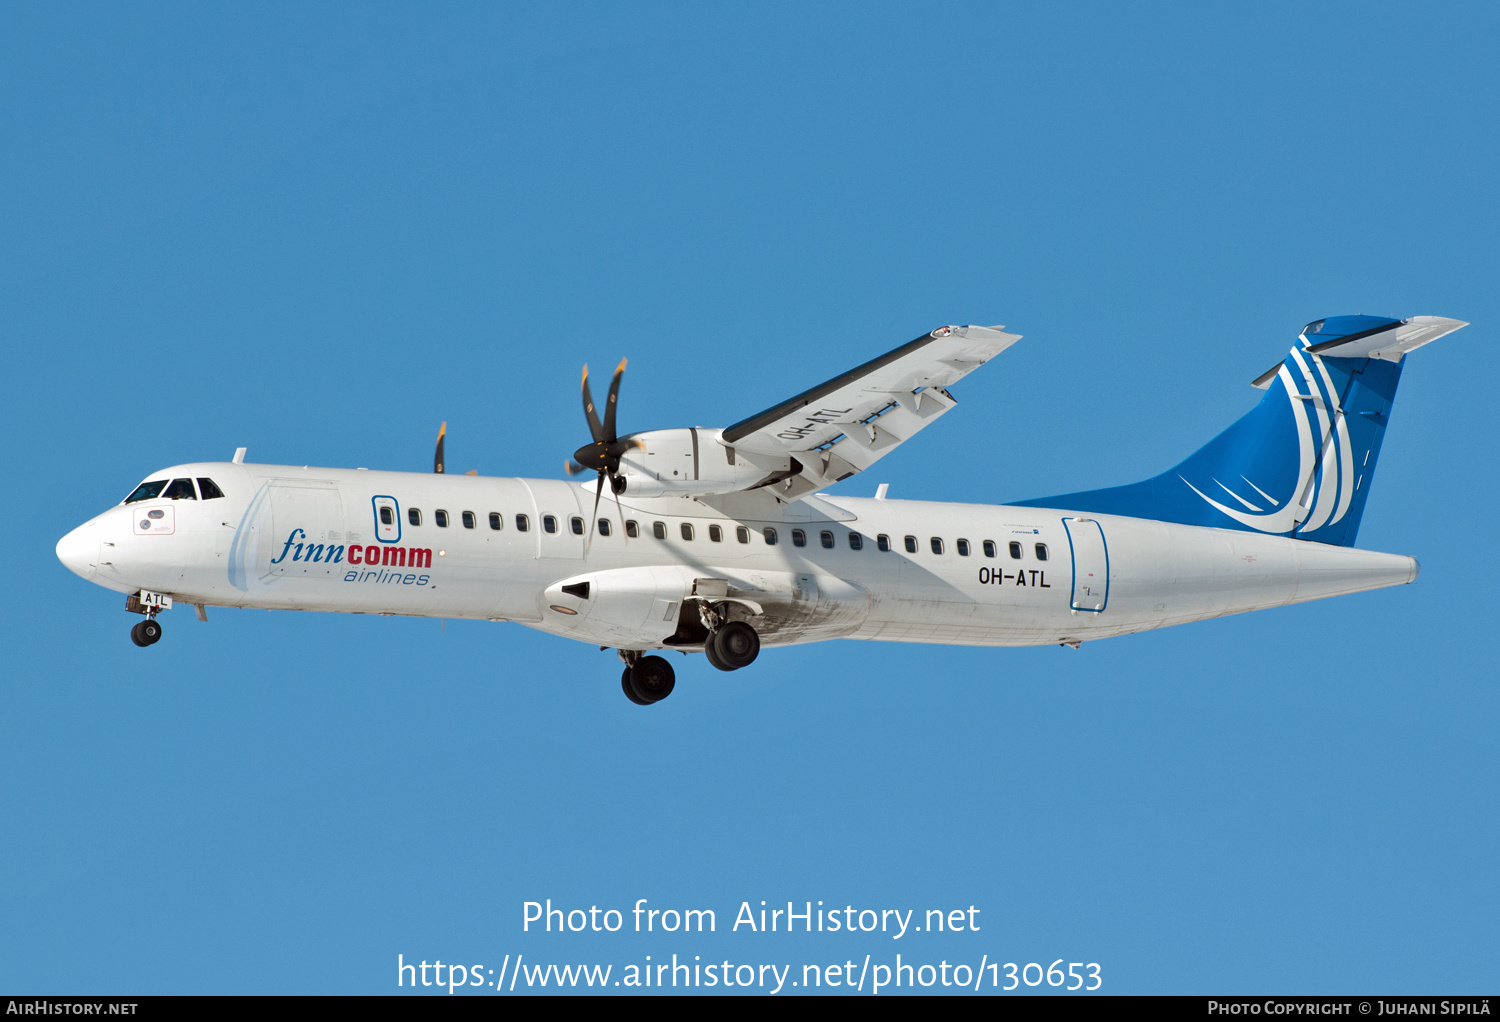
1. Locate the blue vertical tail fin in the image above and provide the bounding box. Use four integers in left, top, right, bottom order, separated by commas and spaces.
1011, 315, 1466, 546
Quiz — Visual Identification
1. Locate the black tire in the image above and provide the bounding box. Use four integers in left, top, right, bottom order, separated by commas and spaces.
629, 655, 676, 703
130, 622, 149, 647
621, 668, 651, 705
703, 633, 736, 672
714, 621, 759, 669
140, 619, 162, 645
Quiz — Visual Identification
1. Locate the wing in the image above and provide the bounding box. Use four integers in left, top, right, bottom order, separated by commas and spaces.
720, 324, 1021, 501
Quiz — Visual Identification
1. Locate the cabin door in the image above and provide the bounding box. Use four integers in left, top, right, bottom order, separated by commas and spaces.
1063, 517, 1109, 612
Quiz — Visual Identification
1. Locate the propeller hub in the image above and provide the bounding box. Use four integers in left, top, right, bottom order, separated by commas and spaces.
573, 443, 611, 470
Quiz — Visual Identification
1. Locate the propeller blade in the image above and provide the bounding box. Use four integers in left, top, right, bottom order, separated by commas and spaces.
585, 471, 605, 556
606, 436, 646, 460
602, 358, 626, 443
609, 469, 629, 544
565, 460, 592, 476
573, 359, 631, 481
581, 366, 605, 444
434, 421, 446, 474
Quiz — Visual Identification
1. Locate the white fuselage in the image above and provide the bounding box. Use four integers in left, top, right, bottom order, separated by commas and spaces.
57, 461, 1419, 651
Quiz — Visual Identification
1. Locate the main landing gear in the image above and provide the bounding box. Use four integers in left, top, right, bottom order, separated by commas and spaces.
619, 651, 676, 705
615, 618, 763, 705
703, 620, 760, 672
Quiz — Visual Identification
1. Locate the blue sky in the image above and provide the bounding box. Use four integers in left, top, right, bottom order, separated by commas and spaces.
5, 3, 1498, 994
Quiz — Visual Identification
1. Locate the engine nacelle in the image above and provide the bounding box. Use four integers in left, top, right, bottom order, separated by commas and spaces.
611, 428, 795, 498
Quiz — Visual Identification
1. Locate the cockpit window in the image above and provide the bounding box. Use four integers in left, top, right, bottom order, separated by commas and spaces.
124, 480, 168, 503
197, 478, 225, 500
163, 478, 197, 500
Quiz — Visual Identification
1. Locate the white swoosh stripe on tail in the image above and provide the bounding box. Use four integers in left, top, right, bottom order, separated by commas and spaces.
1291, 348, 1339, 534
1215, 479, 1261, 511
1241, 475, 1279, 506
1309, 350, 1355, 529
1180, 364, 1316, 534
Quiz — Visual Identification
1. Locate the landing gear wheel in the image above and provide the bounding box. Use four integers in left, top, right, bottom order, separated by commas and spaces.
712, 621, 759, 669
131, 620, 162, 647
703, 633, 735, 672
628, 655, 676, 703
621, 668, 651, 705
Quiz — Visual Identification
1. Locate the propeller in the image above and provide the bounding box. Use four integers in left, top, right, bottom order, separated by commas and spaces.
571, 359, 639, 553
434, 421, 446, 473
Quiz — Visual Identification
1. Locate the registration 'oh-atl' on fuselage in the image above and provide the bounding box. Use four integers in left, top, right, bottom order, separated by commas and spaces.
57, 315, 1465, 704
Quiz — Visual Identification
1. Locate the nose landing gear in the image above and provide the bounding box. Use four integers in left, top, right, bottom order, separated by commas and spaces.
130, 619, 162, 647
126, 590, 172, 647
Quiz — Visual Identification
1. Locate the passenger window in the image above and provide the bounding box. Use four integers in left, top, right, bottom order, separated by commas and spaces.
436, 510, 450, 528
983, 540, 996, 558
680, 523, 694, 541
598, 519, 612, 537
489, 512, 503, 530
380, 507, 395, 526
904, 535, 918, 554
763, 527, 778, 545
957, 539, 970, 556
542, 515, 557, 534
792, 529, 807, 547
1035, 543, 1049, 561
708, 524, 722, 542
1009, 541, 1023, 559
196, 478, 225, 500
877, 534, 891, 552
125, 480, 168, 503
570, 516, 584, 535
626, 520, 640, 538
409, 508, 422, 526
463, 511, 476, 529
652, 521, 666, 540
736, 526, 750, 544
930, 537, 945, 555
849, 532, 863, 551
820, 530, 834, 549
515, 514, 530, 532
163, 478, 197, 500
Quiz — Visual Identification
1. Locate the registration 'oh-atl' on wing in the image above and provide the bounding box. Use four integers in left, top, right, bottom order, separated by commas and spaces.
57, 315, 1464, 705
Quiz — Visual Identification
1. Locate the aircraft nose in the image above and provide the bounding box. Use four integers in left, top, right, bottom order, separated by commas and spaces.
56, 521, 99, 580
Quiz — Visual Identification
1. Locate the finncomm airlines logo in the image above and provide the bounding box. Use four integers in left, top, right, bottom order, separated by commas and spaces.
271, 528, 434, 586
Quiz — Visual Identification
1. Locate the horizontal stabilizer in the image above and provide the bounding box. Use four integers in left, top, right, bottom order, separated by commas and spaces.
1252, 315, 1466, 388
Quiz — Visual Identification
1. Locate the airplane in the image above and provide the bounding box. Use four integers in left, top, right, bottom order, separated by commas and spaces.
56, 313, 1465, 705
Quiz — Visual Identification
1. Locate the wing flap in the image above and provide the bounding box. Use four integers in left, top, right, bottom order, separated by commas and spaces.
724, 325, 1017, 455
720, 324, 1018, 500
